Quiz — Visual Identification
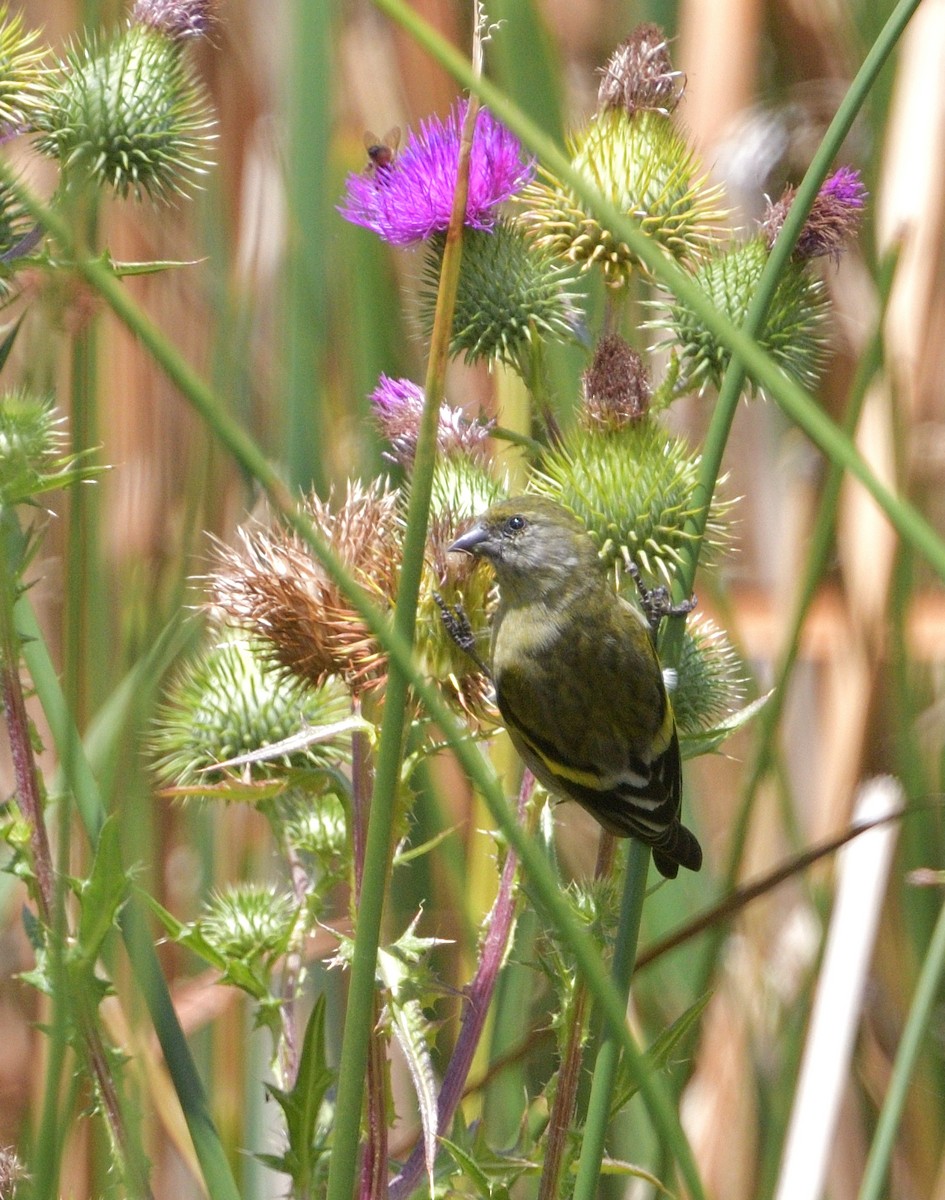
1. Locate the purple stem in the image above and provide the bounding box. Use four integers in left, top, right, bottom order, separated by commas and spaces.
388, 773, 534, 1199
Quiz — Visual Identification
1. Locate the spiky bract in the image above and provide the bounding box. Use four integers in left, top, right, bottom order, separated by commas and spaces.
209, 481, 402, 698
34, 24, 215, 201
672, 613, 746, 735
151, 633, 351, 789
420, 221, 581, 375
649, 236, 830, 395
532, 418, 728, 587
518, 109, 726, 287
0, 7, 51, 130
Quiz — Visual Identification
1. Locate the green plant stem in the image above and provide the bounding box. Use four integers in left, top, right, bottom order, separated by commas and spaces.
323, 83, 480, 1200
858, 897, 945, 1200
2, 524, 152, 1198
572, 840, 651, 1200
372, 0, 944, 591
537, 833, 615, 1200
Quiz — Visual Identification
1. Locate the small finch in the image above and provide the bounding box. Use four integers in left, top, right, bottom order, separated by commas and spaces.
449, 495, 702, 879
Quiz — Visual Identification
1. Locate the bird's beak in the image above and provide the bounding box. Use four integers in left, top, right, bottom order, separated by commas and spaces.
448, 522, 488, 556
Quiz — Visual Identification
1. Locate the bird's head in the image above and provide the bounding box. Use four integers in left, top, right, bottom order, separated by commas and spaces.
449, 496, 601, 602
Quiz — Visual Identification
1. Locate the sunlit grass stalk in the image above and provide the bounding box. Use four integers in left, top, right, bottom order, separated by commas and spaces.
572, 839, 650, 1200
858, 896, 945, 1200
372, 0, 945, 589
659, 0, 923, 651
324, 70, 481, 1200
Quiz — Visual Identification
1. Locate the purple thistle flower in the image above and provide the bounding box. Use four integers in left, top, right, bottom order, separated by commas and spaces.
819, 165, 867, 209
370, 375, 492, 465
132, 0, 213, 39
762, 166, 867, 262
340, 102, 534, 246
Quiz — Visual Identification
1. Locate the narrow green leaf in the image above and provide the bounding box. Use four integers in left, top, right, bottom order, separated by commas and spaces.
264, 996, 333, 1188
74, 815, 130, 965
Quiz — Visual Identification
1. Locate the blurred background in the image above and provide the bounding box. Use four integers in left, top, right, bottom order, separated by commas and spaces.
2, 1, 944, 1198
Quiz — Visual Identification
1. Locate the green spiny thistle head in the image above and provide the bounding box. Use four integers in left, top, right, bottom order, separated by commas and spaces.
0, 6, 51, 130
648, 235, 830, 395
0, 389, 64, 505
151, 632, 352, 793
278, 790, 348, 878
531, 417, 730, 587
672, 613, 746, 735
420, 220, 582, 377
197, 883, 298, 965
518, 108, 727, 288
34, 23, 215, 201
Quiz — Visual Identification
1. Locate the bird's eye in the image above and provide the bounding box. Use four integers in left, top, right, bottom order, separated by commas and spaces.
506, 514, 527, 533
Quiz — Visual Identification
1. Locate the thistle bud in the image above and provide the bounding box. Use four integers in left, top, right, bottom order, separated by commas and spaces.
648, 236, 830, 395
35, 22, 215, 201
598, 23, 684, 117
582, 334, 651, 428
533, 418, 730, 587
420, 220, 581, 377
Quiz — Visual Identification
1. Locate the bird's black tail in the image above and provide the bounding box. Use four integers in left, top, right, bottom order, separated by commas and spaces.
652, 821, 703, 879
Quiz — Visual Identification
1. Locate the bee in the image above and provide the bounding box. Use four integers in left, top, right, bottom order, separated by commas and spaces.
364, 127, 401, 176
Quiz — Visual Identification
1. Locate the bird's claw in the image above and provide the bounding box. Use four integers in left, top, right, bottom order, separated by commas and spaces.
433, 592, 492, 678
627, 562, 696, 636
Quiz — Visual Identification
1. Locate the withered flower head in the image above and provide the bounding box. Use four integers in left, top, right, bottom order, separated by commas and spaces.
582, 334, 651, 428
209, 480, 402, 697
762, 166, 867, 262
598, 23, 684, 117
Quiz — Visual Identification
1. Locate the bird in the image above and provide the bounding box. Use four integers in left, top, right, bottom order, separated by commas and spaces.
448, 494, 702, 879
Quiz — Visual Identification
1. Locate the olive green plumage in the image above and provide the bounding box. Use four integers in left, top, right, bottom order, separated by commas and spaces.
450, 495, 702, 879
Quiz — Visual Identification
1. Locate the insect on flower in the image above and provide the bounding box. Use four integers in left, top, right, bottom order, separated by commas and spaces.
364, 127, 401, 176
